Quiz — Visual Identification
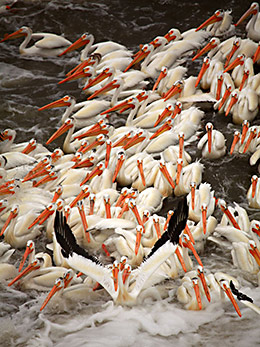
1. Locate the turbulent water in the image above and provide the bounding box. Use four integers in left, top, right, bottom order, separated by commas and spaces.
0, 0, 260, 346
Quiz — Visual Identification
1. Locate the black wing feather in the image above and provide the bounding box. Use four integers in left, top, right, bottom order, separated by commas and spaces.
145, 197, 188, 260
230, 280, 253, 303
54, 211, 100, 264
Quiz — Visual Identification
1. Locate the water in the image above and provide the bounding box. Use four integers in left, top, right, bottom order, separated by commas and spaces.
0, 0, 260, 346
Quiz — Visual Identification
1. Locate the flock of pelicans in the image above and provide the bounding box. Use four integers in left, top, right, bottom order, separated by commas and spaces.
1, 2, 260, 318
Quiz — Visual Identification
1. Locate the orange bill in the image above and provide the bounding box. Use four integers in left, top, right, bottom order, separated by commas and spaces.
58, 33, 91, 56
192, 37, 219, 61
22, 139, 37, 155
8, 259, 41, 287
159, 161, 176, 189
229, 131, 240, 155
152, 67, 167, 91
137, 159, 146, 186
103, 195, 111, 219
46, 119, 74, 145
175, 246, 187, 272
195, 57, 210, 88
192, 277, 203, 310
195, 9, 223, 31
218, 85, 232, 111
243, 128, 257, 154
40, 278, 63, 311
197, 267, 211, 302
135, 225, 143, 255
223, 54, 245, 73
0, 206, 18, 236
224, 38, 241, 68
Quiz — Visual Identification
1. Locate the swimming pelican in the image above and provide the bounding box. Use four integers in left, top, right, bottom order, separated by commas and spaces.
46, 118, 82, 154
224, 87, 259, 125
195, 9, 235, 38
152, 65, 187, 96
235, 2, 260, 42
0, 26, 71, 57
247, 175, 260, 208
231, 241, 260, 274
0, 129, 49, 158
0, 204, 43, 248
39, 269, 101, 311
59, 33, 130, 62
197, 122, 226, 159
0, 241, 17, 280
195, 56, 224, 91
187, 182, 215, 235
8, 253, 78, 291
174, 159, 204, 197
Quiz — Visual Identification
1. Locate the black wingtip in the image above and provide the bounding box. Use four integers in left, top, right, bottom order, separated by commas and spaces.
54, 210, 101, 264
145, 196, 189, 260
54, 210, 74, 258
167, 196, 189, 244
230, 280, 254, 303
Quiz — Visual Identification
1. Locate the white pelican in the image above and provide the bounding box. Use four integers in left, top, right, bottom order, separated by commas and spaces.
247, 175, 260, 208
224, 38, 259, 67
147, 161, 174, 198
230, 122, 248, 155
231, 241, 260, 274
219, 85, 258, 125
42, 95, 111, 128
53, 197, 188, 304
229, 280, 260, 315
187, 182, 215, 235
0, 241, 17, 281
209, 273, 260, 316
144, 107, 204, 154
0, 152, 36, 170
219, 201, 250, 232
177, 275, 208, 311
197, 122, 226, 159
8, 253, 79, 291
188, 216, 217, 252
238, 126, 260, 154
227, 57, 255, 89
217, 199, 243, 231
59, 33, 130, 62
195, 9, 235, 38
0, 26, 71, 57
163, 76, 216, 104
174, 159, 204, 197
195, 56, 224, 91
179, 271, 243, 316
192, 37, 221, 61
152, 66, 187, 96
213, 72, 235, 112
0, 129, 49, 158
131, 155, 160, 192
46, 118, 82, 154
142, 38, 202, 78
39, 270, 101, 311
235, 2, 260, 42
0, 204, 43, 248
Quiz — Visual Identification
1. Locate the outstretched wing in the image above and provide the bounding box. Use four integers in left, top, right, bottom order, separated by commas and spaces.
54, 211, 116, 298
145, 197, 188, 259
54, 211, 99, 264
